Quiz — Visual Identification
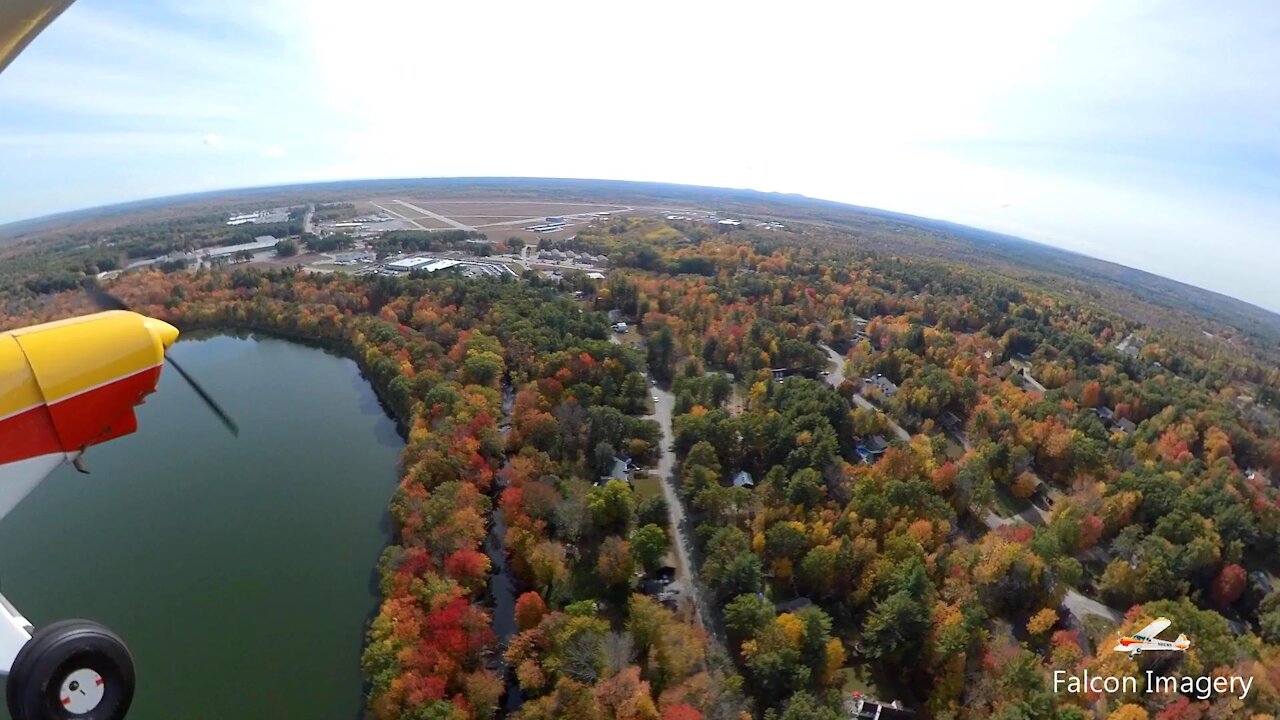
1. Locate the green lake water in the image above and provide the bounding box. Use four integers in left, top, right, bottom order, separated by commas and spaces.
0, 334, 402, 719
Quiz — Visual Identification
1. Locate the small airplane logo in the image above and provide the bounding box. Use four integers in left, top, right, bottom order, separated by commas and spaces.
1113, 617, 1190, 657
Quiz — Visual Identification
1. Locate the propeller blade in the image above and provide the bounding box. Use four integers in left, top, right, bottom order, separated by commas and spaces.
164, 355, 240, 437
83, 281, 239, 437
84, 282, 130, 312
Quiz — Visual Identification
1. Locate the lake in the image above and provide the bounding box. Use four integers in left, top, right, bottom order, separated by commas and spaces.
0, 334, 402, 719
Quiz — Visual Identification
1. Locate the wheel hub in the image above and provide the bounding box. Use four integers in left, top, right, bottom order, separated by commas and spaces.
58, 668, 104, 715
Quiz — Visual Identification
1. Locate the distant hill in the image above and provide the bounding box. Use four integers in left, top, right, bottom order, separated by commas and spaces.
4, 176, 1277, 347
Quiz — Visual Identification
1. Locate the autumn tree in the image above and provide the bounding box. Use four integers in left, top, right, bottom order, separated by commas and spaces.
515, 591, 548, 632
631, 524, 669, 573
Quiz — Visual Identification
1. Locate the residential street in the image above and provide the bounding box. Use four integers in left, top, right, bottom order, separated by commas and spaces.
819, 342, 910, 442
820, 343, 1121, 623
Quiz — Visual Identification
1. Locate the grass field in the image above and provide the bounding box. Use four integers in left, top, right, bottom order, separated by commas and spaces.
450, 216, 530, 223
365, 201, 455, 229
838, 666, 889, 703
631, 473, 663, 502
402, 200, 627, 218
992, 485, 1031, 519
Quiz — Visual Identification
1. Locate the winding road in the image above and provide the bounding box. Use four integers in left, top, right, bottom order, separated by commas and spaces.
819, 342, 1121, 623
819, 342, 910, 442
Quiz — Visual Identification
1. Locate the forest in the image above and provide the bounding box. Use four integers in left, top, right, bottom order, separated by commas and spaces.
2, 204, 1279, 720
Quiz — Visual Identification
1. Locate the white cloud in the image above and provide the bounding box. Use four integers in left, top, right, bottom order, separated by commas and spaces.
0, 0, 1276, 310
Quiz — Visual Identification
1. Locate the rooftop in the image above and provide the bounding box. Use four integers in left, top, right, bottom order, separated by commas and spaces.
862, 435, 890, 453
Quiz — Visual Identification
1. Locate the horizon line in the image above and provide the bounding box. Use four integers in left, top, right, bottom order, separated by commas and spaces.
3, 174, 1277, 319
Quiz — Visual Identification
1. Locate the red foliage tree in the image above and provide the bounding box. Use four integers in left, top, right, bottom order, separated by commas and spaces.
661, 703, 704, 720
1210, 564, 1247, 606
444, 549, 491, 590
515, 591, 548, 632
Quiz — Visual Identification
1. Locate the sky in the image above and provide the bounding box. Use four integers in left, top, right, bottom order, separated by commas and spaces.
1, 0, 1277, 311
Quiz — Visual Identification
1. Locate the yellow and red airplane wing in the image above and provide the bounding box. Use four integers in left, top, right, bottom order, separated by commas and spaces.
0, 311, 178, 518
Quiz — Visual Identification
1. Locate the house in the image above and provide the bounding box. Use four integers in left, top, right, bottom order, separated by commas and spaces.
939, 411, 963, 433
1115, 418, 1137, 435
772, 367, 799, 382
1116, 333, 1143, 358
602, 455, 638, 484
1095, 406, 1115, 424
642, 567, 676, 597
856, 435, 891, 463
732, 471, 755, 489
774, 597, 813, 613
862, 374, 899, 399
1244, 469, 1275, 487
1251, 571, 1275, 596
846, 694, 916, 719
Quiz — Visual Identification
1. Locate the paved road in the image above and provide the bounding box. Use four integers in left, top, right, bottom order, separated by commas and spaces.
393, 199, 476, 231
956, 426, 1122, 622
955, 432, 1052, 526
819, 345, 1121, 625
1063, 588, 1122, 623
818, 342, 846, 387
1010, 360, 1048, 393
820, 342, 1118, 624
819, 342, 912, 443
370, 201, 431, 231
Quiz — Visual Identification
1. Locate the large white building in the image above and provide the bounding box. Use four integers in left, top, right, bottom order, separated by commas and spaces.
385, 257, 435, 272
384, 255, 517, 277
226, 209, 290, 226
200, 236, 279, 258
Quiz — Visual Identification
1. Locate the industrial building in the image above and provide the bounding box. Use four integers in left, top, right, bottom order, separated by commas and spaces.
226, 209, 289, 226
383, 256, 517, 278
200, 236, 279, 258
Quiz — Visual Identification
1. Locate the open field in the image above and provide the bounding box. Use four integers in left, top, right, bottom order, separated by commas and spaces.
450, 216, 521, 226
250, 252, 326, 268
405, 201, 629, 217
366, 201, 454, 229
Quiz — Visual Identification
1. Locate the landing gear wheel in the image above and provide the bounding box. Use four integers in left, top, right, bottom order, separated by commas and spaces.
6, 620, 134, 720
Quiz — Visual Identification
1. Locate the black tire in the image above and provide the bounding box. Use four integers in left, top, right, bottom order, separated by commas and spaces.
6, 619, 134, 720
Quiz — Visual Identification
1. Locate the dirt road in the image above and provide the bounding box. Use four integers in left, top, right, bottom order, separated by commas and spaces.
610, 334, 723, 649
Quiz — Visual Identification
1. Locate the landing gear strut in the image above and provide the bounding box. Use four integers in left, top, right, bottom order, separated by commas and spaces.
5, 619, 134, 720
